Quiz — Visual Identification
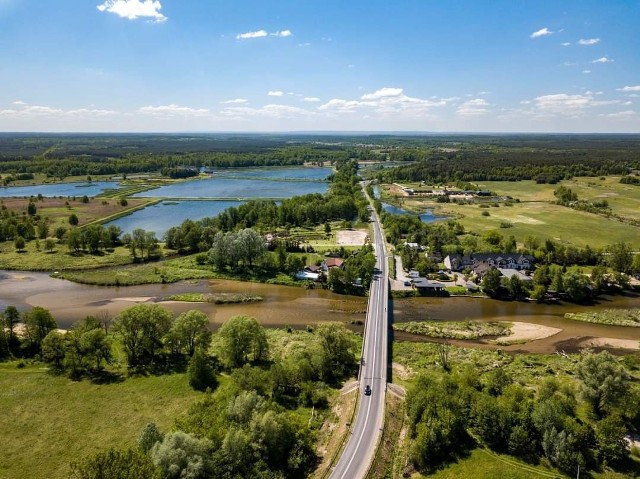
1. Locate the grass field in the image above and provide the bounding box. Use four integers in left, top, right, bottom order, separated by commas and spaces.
0, 362, 200, 479
0, 242, 134, 271
383, 177, 640, 249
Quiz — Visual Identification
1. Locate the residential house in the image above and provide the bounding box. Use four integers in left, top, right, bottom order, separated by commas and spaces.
445, 253, 534, 272
321, 257, 345, 272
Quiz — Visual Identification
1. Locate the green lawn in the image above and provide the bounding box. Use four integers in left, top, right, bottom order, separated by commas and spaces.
421, 448, 563, 479
0, 361, 200, 479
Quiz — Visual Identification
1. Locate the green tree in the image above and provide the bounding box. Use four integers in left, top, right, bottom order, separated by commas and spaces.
188, 349, 217, 391
23, 306, 57, 354
316, 322, 356, 382
41, 331, 67, 369
70, 448, 160, 479
216, 315, 268, 368
45, 238, 56, 253
69, 213, 79, 226
3, 305, 20, 353
607, 242, 633, 274
481, 268, 502, 298
577, 351, 630, 417
113, 304, 173, 368
150, 431, 213, 479
595, 413, 627, 465
14, 235, 25, 252
138, 423, 164, 454
563, 271, 592, 303
170, 310, 212, 356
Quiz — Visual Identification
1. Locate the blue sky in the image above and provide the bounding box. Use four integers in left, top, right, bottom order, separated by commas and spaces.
1, 0, 638, 132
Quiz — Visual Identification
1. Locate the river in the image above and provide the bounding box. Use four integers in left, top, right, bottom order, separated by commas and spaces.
2, 270, 640, 354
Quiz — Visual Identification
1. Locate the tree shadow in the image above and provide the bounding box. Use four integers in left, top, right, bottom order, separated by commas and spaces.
89, 370, 125, 385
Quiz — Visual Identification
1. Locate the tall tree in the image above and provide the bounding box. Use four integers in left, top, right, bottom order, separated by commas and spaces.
170, 310, 212, 356
23, 306, 57, 354
216, 315, 268, 368
577, 351, 630, 417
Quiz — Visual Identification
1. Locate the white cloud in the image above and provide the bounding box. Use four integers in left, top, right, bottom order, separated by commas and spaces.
271, 30, 292, 37
96, 0, 166, 23
531, 27, 553, 38
236, 29, 292, 39
617, 85, 640, 92
561, 42, 572, 46
302, 97, 321, 102
578, 38, 600, 46
12, 100, 26, 105
267, 91, 284, 97
361, 87, 403, 100
221, 104, 314, 119
592, 57, 614, 63
298, 42, 311, 47
583, 70, 592, 74
236, 30, 268, 39
457, 98, 490, 116
221, 98, 248, 104
137, 104, 209, 116
1, 103, 119, 118
530, 93, 620, 117
599, 110, 636, 119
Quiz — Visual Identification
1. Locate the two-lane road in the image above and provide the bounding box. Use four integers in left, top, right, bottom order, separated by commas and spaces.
330, 191, 389, 479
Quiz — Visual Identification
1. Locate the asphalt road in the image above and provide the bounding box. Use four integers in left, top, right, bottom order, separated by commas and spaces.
329, 195, 389, 479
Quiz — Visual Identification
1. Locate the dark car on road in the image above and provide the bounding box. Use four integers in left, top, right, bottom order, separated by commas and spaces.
364, 384, 372, 396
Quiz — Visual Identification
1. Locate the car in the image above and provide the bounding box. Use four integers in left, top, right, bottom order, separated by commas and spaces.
364, 385, 372, 396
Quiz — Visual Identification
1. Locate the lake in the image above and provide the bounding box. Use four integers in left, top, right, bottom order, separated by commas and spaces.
106, 200, 244, 237
133, 167, 330, 199
0, 181, 118, 198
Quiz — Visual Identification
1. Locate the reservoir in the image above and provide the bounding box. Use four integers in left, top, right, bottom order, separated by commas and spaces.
0, 181, 118, 198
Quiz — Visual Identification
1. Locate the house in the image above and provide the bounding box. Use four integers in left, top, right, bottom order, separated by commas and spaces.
304, 264, 321, 273
412, 277, 446, 295
321, 257, 345, 272
445, 253, 534, 272
498, 268, 532, 282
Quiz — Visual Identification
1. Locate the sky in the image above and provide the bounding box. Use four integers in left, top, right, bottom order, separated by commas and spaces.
0, 0, 639, 133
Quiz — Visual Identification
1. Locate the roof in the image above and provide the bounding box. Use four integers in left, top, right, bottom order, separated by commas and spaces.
324, 258, 344, 268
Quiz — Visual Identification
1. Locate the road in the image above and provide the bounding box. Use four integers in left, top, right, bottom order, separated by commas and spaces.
329, 190, 389, 479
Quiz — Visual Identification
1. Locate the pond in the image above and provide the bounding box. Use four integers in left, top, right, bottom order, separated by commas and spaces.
0, 181, 118, 198
373, 185, 446, 224
105, 200, 244, 237
133, 167, 330, 199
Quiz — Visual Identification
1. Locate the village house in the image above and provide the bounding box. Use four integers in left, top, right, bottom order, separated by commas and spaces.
445, 253, 534, 272
321, 257, 345, 272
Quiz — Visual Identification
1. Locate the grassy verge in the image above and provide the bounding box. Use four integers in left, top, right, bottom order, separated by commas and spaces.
393, 321, 510, 340
165, 292, 264, 304
366, 392, 408, 478
0, 361, 200, 479
564, 309, 640, 327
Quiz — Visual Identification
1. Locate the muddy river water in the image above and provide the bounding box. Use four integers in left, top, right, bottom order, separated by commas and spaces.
2, 270, 639, 354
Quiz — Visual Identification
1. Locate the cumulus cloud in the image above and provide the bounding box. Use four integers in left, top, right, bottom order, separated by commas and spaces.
96, 0, 166, 22
561, 42, 571, 46
361, 87, 403, 100
592, 57, 614, 63
12, 100, 26, 105
457, 98, 490, 116
1, 103, 119, 118
617, 85, 640, 92
583, 70, 592, 74
530, 27, 553, 38
221, 98, 248, 104
319, 87, 448, 117
302, 97, 321, 102
578, 38, 600, 45
236, 29, 292, 39
267, 91, 284, 97
137, 104, 209, 116
236, 30, 268, 39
